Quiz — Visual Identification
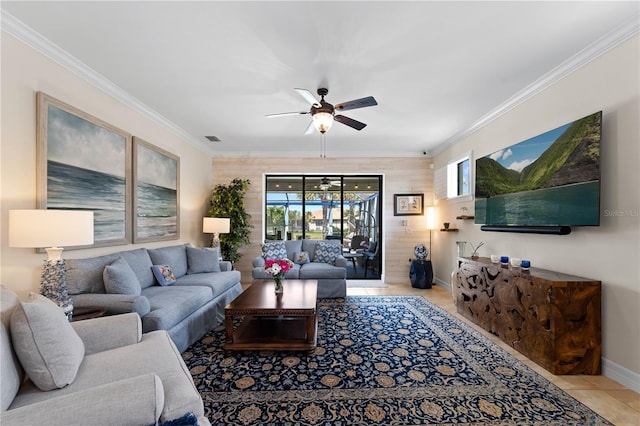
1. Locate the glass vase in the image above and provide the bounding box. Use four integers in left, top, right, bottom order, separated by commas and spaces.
274, 277, 284, 294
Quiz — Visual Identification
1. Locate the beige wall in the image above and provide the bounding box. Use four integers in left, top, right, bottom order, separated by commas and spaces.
433, 35, 640, 382
1, 35, 215, 300
212, 157, 432, 285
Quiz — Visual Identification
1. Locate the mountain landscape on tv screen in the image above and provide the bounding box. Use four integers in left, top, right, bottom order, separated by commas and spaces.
476, 112, 601, 198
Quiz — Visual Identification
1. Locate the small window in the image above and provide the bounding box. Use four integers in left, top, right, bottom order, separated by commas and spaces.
446, 153, 472, 200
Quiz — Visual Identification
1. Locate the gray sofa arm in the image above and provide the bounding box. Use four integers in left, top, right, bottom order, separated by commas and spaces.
71, 313, 142, 355
220, 260, 233, 271
253, 256, 265, 268
71, 293, 151, 318
1, 373, 164, 426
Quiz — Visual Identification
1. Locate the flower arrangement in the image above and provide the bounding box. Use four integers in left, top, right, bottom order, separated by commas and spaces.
265, 258, 294, 293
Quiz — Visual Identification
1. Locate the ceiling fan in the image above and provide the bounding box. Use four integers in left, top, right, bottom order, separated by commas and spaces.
319, 177, 341, 190
266, 88, 378, 134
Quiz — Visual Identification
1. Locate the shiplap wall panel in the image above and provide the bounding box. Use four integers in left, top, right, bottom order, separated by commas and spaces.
212, 157, 433, 285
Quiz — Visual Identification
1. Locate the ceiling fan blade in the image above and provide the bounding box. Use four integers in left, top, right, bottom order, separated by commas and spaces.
335, 96, 378, 112
304, 121, 315, 135
335, 115, 367, 131
266, 111, 309, 118
294, 88, 321, 106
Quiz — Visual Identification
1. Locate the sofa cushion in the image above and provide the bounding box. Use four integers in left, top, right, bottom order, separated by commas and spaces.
103, 256, 142, 295
313, 241, 342, 264
252, 264, 300, 280
284, 240, 303, 260
119, 248, 156, 289
262, 241, 288, 260
148, 244, 189, 279
151, 265, 177, 286
66, 253, 120, 294
175, 270, 242, 298
140, 286, 213, 333
293, 251, 310, 265
186, 246, 221, 274
10, 293, 85, 391
299, 262, 347, 279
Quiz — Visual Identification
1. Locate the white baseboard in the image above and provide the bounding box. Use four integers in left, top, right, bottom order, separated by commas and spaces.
437, 277, 640, 392
602, 358, 640, 393
434, 277, 451, 292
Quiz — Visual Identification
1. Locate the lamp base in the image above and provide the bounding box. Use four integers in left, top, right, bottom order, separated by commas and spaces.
40, 259, 73, 320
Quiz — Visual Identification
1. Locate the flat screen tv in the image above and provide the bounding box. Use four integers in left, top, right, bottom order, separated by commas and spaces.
475, 111, 601, 232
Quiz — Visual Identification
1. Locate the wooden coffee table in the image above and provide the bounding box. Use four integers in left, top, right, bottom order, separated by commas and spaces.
224, 280, 318, 355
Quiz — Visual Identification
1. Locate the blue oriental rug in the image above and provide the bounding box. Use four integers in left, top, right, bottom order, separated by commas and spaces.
183, 296, 611, 425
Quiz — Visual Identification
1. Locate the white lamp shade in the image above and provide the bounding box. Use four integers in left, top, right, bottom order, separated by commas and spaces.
426, 207, 436, 230
9, 209, 94, 248
203, 217, 230, 234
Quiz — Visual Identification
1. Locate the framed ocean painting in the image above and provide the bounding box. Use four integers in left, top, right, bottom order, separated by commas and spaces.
37, 92, 132, 247
132, 137, 180, 243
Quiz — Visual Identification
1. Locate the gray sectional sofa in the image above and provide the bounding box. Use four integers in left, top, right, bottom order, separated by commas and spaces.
1, 285, 210, 426
252, 239, 347, 298
66, 243, 243, 352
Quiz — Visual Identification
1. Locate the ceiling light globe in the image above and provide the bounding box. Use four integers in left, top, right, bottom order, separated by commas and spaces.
313, 112, 334, 133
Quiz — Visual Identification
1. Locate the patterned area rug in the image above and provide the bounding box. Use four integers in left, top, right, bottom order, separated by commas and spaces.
183, 296, 611, 425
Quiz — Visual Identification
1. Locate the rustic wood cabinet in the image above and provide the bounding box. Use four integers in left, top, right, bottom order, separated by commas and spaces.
453, 257, 601, 375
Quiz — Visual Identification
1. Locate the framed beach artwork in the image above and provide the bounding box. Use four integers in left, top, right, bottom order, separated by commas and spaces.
394, 193, 424, 216
37, 92, 132, 247
132, 137, 180, 243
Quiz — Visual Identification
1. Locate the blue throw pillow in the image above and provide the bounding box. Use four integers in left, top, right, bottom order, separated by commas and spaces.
313, 241, 342, 264
151, 265, 177, 286
293, 251, 310, 265
262, 241, 287, 260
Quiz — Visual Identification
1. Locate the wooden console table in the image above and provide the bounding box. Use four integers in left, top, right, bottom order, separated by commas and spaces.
453, 257, 601, 375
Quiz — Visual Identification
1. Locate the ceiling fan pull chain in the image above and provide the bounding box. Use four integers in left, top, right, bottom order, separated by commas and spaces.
321, 133, 326, 158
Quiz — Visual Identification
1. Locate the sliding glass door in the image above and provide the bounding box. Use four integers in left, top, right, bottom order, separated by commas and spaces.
265, 175, 382, 279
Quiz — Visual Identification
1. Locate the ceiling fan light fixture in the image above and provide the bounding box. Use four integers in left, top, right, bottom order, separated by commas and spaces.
312, 111, 334, 134
319, 177, 331, 191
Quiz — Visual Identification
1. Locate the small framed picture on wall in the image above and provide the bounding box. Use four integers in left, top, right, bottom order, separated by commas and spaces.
394, 193, 424, 216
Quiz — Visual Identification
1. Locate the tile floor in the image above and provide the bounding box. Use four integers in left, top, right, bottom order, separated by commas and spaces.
347, 282, 640, 426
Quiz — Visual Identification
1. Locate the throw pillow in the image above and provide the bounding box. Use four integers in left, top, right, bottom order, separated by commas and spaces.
262, 241, 287, 260
151, 265, 177, 286
293, 251, 310, 265
186, 246, 221, 274
10, 293, 85, 391
313, 241, 342, 264
147, 244, 189, 279
103, 256, 142, 295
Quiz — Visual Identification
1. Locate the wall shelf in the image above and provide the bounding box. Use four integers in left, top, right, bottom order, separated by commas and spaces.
456, 215, 475, 220
440, 228, 459, 232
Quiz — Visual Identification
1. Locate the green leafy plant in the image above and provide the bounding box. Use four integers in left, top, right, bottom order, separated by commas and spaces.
208, 178, 253, 263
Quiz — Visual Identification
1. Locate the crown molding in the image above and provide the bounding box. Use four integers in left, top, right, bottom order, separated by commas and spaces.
3, 10, 636, 159
1, 11, 214, 155
431, 16, 640, 157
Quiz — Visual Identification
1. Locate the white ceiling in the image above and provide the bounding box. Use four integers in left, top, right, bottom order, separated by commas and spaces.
2, 1, 638, 158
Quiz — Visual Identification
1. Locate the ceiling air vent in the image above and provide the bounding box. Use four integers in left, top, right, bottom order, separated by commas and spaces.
205, 136, 221, 142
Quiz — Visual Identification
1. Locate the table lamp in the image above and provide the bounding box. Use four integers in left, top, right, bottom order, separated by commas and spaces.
9, 209, 94, 319
203, 217, 230, 250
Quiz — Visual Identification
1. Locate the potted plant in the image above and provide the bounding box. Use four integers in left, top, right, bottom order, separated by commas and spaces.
208, 178, 253, 263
